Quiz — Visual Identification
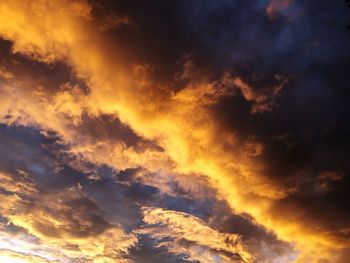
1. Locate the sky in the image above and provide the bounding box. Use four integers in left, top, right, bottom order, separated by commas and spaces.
0, 0, 349, 262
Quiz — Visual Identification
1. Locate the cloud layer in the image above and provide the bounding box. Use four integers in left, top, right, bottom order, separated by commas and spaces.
0, 0, 350, 262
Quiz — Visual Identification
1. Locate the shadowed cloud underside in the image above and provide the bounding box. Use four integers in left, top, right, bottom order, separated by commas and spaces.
0, 0, 350, 262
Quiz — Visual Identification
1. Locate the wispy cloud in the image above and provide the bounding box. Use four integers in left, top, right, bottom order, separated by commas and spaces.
0, 0, 349, 262
137, 207, 252, 263
0, 170, 137, 262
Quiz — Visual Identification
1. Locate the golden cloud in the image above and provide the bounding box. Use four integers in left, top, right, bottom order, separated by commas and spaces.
138, 207, 252, 262
0, 0, 348, 262
0, 172, 137, 262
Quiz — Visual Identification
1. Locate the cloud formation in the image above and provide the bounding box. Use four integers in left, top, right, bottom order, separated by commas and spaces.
138, 207, 252, 263
0, 0, 350, 262
0, 169, 137, 263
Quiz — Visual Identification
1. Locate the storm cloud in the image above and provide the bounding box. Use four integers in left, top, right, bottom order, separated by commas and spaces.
0, 0, 349, 262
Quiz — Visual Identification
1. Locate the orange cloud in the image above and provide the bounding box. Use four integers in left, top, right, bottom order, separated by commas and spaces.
0, 1, 348, 262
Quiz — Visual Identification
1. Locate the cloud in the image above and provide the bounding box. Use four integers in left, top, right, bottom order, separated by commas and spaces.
0, 165, 137, 262
0, 249, 57, 263
137, 207, 252, 263
0, 0, 349, 262
266, 0, 294, 19
0, 66, 13, 80
227, 75, 288, 114
0, 0, 92, 63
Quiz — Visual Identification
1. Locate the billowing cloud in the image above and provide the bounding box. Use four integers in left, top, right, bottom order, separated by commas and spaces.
0, 0, 349, 262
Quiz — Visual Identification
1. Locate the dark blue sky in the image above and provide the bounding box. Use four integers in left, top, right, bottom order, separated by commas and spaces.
0, 1, 349, 262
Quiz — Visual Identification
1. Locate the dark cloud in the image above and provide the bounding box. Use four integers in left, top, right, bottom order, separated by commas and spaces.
130, 235, 195, 263
0, 39, 89, 94
0, 124, 292, 261
1, 0, 350, 261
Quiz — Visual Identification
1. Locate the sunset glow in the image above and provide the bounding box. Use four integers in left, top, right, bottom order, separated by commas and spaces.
0, 1, 349, 262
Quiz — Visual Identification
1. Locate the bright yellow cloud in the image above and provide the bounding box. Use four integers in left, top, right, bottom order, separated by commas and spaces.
0, 1, 348, 262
